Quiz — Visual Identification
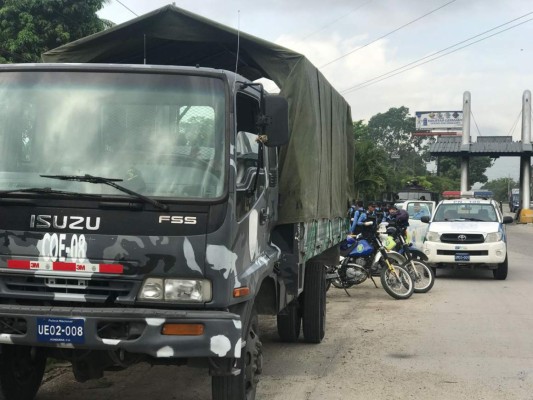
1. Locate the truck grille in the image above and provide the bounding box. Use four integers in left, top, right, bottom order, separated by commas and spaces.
440, 234, 484, 244
2, 275, 136, 302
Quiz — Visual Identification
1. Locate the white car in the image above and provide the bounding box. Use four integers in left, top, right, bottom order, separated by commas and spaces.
421, 196, 513, 280
394, 200, 436, 250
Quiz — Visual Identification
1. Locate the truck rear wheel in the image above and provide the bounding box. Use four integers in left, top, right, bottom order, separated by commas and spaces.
276, 298, 301, 342
493, 256, 508, 280
302, 261, 326, 343
212, 310, 262, 400
0, 345, 46, 400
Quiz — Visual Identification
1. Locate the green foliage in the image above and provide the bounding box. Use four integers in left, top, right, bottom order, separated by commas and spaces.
0, 0, 111, 63
438, 156, 494, 186
481, 177, 517, 202
351, 106, 494, 201
352, 139, 388, 201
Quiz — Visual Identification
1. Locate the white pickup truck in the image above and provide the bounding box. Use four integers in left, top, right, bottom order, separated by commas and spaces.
420, 196, 513, 279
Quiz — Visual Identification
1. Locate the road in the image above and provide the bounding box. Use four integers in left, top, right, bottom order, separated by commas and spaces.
38, 222, 533, 400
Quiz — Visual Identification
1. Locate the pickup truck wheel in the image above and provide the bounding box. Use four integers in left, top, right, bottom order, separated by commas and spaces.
276, 299, 301, 342
302, 261, 326, 344
212, 310, 262, 400
0, 345, 46, 400
493, 256, 508, 280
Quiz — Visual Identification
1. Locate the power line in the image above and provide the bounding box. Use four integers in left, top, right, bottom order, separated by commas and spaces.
302, 0, 374, 40
114, 0, 138, 17
320, 0, 456, 69
340, 13, 533, 94
507, 110, 522, 137
470, 111, 482, 137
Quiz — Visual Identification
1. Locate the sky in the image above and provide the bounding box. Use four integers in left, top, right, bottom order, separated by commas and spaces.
97, 0, 533, 183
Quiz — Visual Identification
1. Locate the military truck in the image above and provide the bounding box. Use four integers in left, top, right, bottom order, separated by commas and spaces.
0, 5, 353, 400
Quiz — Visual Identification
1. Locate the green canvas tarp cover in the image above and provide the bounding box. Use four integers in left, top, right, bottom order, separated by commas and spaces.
42, 5, 354, 225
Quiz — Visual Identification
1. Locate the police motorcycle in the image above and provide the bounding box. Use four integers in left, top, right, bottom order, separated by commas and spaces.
326, 220, 414, 300
381, 222, 435, 293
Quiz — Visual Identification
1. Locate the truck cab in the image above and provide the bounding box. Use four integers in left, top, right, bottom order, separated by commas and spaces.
0, 63, 294, 400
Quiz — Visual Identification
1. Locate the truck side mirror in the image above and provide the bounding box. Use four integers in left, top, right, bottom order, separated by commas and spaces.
262, 95, 289, 147
420, 215, 430, 223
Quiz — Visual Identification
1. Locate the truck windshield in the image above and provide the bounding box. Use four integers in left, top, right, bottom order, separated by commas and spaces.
0, 70, 226, 200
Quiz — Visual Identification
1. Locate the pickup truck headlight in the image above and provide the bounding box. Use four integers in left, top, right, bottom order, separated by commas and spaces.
425, 231, 441, 242
139, 278, 212, 303
485, 232, 503, 243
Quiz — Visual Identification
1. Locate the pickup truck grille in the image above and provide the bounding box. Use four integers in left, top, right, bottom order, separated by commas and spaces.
437, 250, 489, 256
1, 275, 137, 303
440, 234, 484, 244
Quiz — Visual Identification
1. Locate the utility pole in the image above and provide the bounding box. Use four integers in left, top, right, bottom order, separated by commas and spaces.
460, 92, 471, 192
520, 90, 531, 218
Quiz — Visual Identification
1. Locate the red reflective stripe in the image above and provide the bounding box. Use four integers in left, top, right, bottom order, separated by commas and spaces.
6, 260, 123, 274
7, 260, 30, 269
99, 264, 123, 274
53, 262, 76, 272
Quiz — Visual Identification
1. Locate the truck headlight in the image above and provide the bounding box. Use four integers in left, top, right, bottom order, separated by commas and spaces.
425, 231, 440, 242
485, 232, 503, 243
139, 278, 212, 303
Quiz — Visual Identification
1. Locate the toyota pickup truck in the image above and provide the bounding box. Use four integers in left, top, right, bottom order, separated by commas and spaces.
421, 195, 513, 279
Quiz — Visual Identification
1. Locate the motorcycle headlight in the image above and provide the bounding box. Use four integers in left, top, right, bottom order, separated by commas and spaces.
425, 231, 441, 242
139, 278, 212, 303
485, 232, 503, 243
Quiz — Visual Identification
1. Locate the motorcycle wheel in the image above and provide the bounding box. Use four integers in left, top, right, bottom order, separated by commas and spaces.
405, 260, 435, 293
380, 263, 414, 300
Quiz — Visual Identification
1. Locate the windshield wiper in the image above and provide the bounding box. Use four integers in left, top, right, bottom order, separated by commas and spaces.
40, 174, 169, 211
0, 187, 101, 198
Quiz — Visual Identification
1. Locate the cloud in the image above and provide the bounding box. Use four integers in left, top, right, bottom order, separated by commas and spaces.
98, 0, 533, 180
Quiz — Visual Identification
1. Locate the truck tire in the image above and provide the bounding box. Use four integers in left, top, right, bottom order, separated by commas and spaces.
276, 299, 301, 343
212, 309, 262, 400
302, 261, 326, 344
493, 256, 508, 280
0, 345, 46, 400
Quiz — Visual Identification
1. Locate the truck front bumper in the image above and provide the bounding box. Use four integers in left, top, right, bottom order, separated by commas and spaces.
423, 241, 506, 264
0, 304, 242, 359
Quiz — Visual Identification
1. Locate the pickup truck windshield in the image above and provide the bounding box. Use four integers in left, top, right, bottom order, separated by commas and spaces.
434, 203, 498, 222
0, 71, 226, 199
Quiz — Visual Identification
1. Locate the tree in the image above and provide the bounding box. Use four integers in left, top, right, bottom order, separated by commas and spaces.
352, 139, 389, 201
0, 0, 112, 63
367, 107, 428, 181
481, 177, 517, 202
437, 156, 494, 187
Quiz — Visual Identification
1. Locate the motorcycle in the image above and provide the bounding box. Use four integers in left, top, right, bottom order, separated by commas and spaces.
386, 224, 435, 293
326, 225, 414, 300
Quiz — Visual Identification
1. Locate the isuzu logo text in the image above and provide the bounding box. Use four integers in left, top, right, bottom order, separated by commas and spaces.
159, 216, 197, 224
30, 215, 101, 231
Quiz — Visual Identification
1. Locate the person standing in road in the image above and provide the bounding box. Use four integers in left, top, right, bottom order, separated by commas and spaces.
349, 201, 365, 234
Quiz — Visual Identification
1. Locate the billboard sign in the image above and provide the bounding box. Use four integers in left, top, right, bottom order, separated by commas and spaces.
415, 111, 463, 130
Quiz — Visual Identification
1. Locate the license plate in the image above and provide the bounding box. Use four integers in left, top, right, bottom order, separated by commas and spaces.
455, 253, 470, 262
37, 317, 85, 344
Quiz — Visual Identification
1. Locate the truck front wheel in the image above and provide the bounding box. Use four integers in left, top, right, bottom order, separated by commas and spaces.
212, 310, 263, 400
0, 345, 46, 400
302, 261, 326, 343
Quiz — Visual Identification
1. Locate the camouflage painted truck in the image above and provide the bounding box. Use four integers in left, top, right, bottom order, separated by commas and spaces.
0, 6, 353, 400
